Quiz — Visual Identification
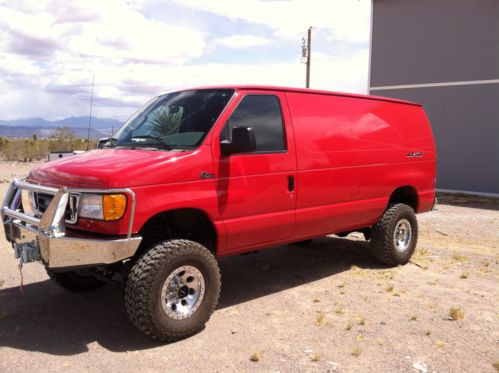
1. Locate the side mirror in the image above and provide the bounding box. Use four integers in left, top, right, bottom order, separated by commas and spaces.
97, 137, 110, 149
220, 127, 256, 156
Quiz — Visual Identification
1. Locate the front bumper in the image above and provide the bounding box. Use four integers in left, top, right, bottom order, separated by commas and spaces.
1, 179, 142, 269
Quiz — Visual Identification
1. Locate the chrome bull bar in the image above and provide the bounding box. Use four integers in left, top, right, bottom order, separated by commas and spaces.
1, 179, 142, 269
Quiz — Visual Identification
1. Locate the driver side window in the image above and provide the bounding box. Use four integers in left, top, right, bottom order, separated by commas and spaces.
221, 95, 286, 153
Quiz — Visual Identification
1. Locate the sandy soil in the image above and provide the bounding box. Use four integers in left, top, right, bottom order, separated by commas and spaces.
0, 161, 497, 372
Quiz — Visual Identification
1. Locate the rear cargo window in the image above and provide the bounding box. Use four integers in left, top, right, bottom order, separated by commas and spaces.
221, 95, 285, 152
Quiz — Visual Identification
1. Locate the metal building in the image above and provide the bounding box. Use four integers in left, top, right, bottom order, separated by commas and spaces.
369, 0, 499, 196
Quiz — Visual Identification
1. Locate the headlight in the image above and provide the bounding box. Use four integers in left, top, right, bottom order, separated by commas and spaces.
79, 194, 127, 221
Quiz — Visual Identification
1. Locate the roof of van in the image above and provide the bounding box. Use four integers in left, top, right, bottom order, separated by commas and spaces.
172, 85, 422, 107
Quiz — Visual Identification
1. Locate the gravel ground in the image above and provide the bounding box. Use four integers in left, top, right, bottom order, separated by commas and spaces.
0, 162, 498, 372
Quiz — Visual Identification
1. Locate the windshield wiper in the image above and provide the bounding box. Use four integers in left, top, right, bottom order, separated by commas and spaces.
130, 135, 172, 150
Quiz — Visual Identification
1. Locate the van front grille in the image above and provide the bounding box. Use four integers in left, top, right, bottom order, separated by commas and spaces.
33, 192, 79, 224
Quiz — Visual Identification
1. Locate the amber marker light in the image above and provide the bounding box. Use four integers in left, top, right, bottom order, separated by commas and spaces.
102, 194, 127, 221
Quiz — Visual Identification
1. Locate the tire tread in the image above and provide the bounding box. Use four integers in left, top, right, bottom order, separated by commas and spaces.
125, 239, 220, 342
370, 203, 418, 266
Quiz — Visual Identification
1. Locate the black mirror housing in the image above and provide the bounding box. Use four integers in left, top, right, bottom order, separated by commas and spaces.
221, 127, 256, 156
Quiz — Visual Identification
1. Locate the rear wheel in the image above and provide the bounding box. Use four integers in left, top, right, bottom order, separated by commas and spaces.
370, 204, 418, 266
125, 239, 220, 342
46, 269, 105, 292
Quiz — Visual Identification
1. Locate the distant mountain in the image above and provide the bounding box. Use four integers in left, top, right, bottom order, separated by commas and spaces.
0, 116, 123, 138
0, 125, 108, 139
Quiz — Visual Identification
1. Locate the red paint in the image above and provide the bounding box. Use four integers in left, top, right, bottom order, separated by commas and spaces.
27, 86, 436, 256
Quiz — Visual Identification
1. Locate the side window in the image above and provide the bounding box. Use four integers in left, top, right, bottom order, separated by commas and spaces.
221, 95, 286, 152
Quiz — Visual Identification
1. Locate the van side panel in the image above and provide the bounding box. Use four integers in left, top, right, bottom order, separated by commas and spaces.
286, 92, 436, 239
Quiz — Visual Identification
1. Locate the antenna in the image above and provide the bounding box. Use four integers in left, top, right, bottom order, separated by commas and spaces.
86, 73, 94, 151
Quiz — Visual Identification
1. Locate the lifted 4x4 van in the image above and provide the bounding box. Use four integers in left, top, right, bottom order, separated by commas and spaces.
1, 86, 436, 341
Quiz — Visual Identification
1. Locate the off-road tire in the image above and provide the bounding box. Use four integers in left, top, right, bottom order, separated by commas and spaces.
125, 239, 221, 342
46, 269, 105, 292
370, 203, 418, 266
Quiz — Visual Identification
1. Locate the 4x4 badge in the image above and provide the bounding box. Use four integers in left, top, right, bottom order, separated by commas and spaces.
406, 152, 423, 158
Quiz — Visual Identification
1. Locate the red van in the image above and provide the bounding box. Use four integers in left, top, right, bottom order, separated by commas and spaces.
1, 86, 436, 341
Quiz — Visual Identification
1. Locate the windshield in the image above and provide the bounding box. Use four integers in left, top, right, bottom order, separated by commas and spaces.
108, 89, 234, 150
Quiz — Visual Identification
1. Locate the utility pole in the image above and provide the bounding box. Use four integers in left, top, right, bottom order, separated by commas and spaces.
305, 26, 312, 88
86, 73, 94, 151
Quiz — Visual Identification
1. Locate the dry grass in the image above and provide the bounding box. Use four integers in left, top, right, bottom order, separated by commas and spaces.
315, 313, 328, 326
409, 315, 418, 321
380, 270, 395, 280
311, 353, 322, 362
350, 265, 369, 277
249, 352, 261, 362
437, 340, 446, 349
492, 361, 499, 372
414, 248, 429, 258
356, 333, 364, 341
460, 272, 469, 279
449, 307, 464, 320
385, 285, 400, 297
345, 322, 353, 331
351, 347, 361, 357
337, 282, 345, 288
0, 279, 4, 287
451, 254, 469, 263
425, 331, 431, 336
334, 308, 345, 315
357, 316, 366, 325
313, 297, 320, 303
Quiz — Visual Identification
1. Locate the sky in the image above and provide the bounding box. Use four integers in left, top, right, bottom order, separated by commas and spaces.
0, 0, 371, 121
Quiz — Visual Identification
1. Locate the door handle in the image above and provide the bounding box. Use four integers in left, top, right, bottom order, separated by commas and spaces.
287, 175, 295, 192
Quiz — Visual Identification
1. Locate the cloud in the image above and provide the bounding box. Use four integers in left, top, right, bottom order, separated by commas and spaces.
172, 0, 370, 43
215, 34, 273, 48
0, 0, 205, 63
0, 0, 370, 121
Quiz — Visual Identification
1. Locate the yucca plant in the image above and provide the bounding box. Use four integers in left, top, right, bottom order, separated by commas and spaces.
150, 106, 182, 138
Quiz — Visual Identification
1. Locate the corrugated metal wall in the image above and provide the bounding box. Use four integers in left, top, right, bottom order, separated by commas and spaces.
369, 0, 499, 195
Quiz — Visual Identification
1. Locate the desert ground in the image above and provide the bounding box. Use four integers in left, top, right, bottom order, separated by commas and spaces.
0, 161, 497, 372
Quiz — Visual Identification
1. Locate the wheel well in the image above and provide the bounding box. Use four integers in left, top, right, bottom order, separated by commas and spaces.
388, 186, 419, 211
135, 209, 217, 257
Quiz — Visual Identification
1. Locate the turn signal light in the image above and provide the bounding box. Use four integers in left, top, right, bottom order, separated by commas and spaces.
102, 194, 127, 221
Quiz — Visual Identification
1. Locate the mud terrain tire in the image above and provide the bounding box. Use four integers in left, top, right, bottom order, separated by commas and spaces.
370, 203, 418, 266
125, 239, 220, 342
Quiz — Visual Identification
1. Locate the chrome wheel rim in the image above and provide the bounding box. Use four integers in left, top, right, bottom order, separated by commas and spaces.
160, 265, 205, 320
393, 219, 412, 252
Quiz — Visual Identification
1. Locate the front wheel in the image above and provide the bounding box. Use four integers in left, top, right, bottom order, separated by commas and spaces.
125, 239, 221, 342
370, 204, 418, 266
